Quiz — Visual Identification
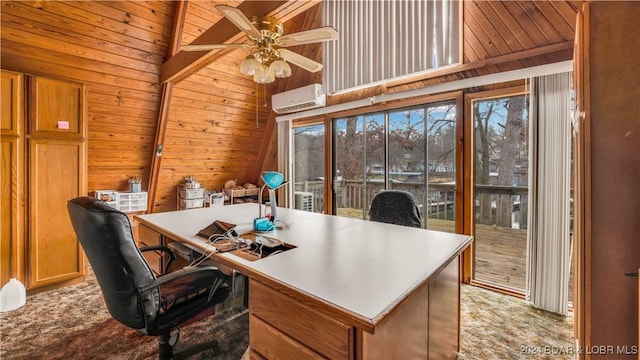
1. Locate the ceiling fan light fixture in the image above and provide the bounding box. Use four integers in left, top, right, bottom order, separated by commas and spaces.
240, 56, 261, 76
269, 59, 291, 78
195, 6, 338, 85
253, 66, 275, 84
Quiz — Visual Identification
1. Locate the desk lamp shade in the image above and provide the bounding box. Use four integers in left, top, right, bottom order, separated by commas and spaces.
0, 278, 26, 312
261, 171, 284, 189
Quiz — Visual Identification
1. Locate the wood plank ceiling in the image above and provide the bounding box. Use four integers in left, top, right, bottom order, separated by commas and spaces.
0, 1, 581, 212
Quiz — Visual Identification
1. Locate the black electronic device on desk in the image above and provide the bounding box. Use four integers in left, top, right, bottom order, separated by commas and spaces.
196, 220, 248, 252
197, 220, 237, 240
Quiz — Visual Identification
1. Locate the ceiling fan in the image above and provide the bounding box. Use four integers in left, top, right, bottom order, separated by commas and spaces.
182, 5, 339, 84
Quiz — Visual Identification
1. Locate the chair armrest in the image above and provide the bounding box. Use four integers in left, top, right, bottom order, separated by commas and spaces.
136, 266, 229, 318
139, 245, 176, 274
137, 265, 227, 293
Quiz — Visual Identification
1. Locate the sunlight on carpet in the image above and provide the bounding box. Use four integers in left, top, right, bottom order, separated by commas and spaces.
459, 284, 575, 359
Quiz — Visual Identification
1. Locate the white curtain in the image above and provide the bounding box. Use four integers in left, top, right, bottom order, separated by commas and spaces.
323, 0, 460, 94
526, 71, 573, 315
277, 120, 292, 208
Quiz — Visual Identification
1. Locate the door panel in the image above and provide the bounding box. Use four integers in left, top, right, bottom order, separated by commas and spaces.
28, 139, 86, 287
0, 70, 24, 287
29, 76, 85, 139
1, 138, 24, 286
1, 70, 22, 136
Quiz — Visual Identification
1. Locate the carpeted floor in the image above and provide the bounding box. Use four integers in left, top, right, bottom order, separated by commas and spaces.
0, 272, 575, 359
0, 272, 249, 360
459, 285, 575, 359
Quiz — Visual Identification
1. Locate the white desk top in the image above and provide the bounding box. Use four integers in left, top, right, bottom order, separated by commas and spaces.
135, 203, 472, 331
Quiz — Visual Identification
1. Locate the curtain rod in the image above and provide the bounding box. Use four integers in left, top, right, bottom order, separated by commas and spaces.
275, 60, 573, 122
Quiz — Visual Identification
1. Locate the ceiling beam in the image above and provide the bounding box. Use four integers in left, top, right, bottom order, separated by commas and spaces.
147, 0, 188, 213
160, 1, 288, 84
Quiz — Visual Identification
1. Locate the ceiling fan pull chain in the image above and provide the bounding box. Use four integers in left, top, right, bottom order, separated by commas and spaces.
256, 82, 259, 128
264, 83, 268, 107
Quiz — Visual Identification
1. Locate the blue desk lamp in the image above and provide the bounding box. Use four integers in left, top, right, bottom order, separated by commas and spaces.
254, 171, 288, 231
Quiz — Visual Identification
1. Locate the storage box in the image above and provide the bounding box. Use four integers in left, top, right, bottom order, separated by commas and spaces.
244, 188, 259, 197
119, 191, 148, 213
179, 198, 203, 209
92, 190, 118, 209
223, 188, 245, 198
209, 193, 224, 207
179, 187, 205, 200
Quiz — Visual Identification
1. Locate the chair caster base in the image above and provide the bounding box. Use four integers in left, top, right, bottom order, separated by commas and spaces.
159, 329, 180, 360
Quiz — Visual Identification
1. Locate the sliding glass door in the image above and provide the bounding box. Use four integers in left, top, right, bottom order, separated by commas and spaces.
472, 92, 529, 292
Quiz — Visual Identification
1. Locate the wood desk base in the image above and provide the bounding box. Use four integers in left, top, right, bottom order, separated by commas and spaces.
248, 259, 460, 360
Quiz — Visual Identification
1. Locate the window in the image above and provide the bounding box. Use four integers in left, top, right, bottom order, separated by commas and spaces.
293, 124, 325, 213
332, 100, 458, 232
323, 0, 461, 94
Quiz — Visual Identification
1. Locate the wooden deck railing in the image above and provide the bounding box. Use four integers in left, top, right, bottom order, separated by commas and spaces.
295, 180, 529, 229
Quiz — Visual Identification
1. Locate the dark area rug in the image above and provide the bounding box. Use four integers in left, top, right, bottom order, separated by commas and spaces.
0, 271, 248, 360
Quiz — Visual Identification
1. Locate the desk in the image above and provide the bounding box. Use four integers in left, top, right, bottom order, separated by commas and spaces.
135, 203, 472, 359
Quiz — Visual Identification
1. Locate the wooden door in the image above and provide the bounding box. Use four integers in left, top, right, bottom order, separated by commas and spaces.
27, 138, 86, 288
573, 2, 640, 356
0, 70, 24, 287
28, 76, 85, 139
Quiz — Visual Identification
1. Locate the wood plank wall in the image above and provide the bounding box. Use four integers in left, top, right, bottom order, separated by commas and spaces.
1, 0, 580, 212
1, 0, 174, 194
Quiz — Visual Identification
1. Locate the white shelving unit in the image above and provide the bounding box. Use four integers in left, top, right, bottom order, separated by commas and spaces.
223, 187, 259, 204
177, 186, 205, 210
92, 190, 147, 213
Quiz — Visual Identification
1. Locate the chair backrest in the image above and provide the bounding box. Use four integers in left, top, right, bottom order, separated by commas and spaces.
67, 197, 157, 330
369, 190, 422, 228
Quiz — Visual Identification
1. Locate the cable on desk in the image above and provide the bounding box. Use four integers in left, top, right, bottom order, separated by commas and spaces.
184, 240, 218, 268
275, 219, 290, 229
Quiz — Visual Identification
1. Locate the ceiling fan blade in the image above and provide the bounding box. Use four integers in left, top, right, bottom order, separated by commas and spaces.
279, 27, 339, 47
280, 49, 323, 73
182, 43, 250, 52
215, 5, 262, 40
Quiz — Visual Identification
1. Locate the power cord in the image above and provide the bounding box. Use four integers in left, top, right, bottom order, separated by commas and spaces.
275, 219, 291, 229
185, 228, 238, 268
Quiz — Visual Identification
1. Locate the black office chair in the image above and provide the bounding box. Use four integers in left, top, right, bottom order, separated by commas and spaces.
369, 190, 422, 228
67, 197, 231, 360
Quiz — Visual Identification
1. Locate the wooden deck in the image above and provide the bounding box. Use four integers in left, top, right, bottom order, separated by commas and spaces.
427, 218, 573, 300
428, 219, 527, 289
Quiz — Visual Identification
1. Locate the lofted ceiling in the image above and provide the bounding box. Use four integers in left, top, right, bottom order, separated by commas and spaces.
149, 1, 323, 212
0, 0, 581, 212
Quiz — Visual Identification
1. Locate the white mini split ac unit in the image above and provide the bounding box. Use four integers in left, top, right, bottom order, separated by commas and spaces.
272, 84, 326, 114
